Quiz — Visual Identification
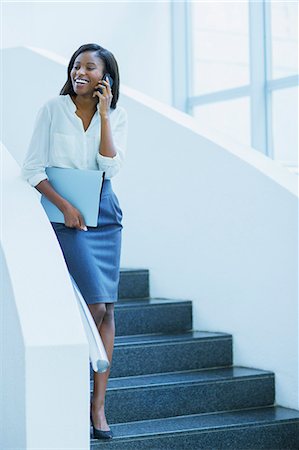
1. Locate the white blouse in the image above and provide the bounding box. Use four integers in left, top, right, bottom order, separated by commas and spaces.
22, 94, 128, 187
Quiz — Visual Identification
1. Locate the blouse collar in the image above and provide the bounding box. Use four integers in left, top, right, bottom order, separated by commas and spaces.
66, 94, 100, 112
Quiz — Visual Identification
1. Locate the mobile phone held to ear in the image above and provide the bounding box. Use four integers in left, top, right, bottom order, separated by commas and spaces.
96, 73, 113, 94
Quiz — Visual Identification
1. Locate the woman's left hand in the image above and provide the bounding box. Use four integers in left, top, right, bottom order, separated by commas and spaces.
93, 76, 113, 118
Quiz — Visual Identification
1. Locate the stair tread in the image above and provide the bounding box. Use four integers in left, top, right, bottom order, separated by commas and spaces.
116, 298, 192, 308
104, 366, 273, 390
114, 330, 231, 346
92, 407, 299, 440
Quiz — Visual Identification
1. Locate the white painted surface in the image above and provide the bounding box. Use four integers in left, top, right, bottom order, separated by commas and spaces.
114, 88, 299, 410
1, 47, 67, 166
0, 146, 90, 448
1, 1, 172, 105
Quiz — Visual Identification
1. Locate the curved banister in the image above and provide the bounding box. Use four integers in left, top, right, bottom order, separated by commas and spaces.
0, 144, 90, 449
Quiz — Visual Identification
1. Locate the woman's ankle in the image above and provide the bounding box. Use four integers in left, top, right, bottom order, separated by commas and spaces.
91, 400, 105, 411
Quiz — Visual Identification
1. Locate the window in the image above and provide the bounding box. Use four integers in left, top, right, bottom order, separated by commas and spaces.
191, 1, 249, 95
271, 2, 298, 79
173, 0, 299, 171
194, 97, 251, 148
272, 86, 298, 166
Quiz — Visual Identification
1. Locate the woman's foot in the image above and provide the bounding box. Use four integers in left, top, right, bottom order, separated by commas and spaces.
90, 403, 111, 432
90, 403, 113, 440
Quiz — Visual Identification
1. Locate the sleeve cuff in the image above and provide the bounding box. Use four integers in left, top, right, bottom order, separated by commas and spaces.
28, 173, 49, 187
96, 151, 121, 169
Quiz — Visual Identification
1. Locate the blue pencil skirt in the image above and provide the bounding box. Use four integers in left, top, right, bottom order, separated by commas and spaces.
50, 179, 123, 304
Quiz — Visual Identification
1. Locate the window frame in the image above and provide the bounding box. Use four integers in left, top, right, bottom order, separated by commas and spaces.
171, 0, 299, 160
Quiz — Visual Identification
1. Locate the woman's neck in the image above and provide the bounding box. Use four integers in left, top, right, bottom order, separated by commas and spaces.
71, 94, 98, 112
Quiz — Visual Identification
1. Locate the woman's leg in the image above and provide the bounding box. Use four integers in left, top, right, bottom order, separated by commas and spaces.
88, 302, 115, 431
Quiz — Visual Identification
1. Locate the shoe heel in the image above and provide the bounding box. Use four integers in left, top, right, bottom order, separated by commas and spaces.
90, 407, 113, 440
93, 426, 113, 440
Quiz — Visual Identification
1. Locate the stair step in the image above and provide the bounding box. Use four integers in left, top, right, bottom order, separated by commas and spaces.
118, 269, 149, 299
90, 406, 299, 449
90, 331, 232, 378
90, 366, 275, 423
115, 299, 192, 335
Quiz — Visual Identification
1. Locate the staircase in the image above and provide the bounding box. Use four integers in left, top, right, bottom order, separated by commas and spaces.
90, 269, 299, 449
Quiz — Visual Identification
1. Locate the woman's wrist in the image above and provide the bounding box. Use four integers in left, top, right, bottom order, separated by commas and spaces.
58, 198, 72, 213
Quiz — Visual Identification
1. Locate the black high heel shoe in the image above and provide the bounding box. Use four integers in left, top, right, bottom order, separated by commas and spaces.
90, 407, 113, 440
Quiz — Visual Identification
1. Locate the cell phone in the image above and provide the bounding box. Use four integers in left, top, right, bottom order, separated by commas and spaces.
96, 73, 113, 94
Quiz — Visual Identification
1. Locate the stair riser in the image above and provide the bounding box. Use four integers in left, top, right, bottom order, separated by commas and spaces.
118, 271, 149, 299
115, 304, 192, 335
104, 338, 232, 378
91, 421, 299, 449
101, 377, 275, 423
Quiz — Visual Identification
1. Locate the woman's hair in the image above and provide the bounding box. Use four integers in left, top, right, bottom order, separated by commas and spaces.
60, 43, 120, 109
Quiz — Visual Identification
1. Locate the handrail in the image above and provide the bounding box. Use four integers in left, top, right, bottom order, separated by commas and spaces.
0, 144, 90, 449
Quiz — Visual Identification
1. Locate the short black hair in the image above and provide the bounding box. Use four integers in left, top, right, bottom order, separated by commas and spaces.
60, 43, 120, 109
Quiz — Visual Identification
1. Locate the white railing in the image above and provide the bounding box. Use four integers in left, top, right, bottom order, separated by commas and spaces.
0, 145, 90, 449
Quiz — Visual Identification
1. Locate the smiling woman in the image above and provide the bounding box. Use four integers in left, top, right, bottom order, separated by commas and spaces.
21, 43, 128, 441
60, 43, 120, 109
72, 56, 102, 85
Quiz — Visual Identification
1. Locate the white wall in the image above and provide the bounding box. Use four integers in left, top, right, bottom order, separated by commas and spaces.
1, 1, 172, 105
2, 47, 298, 414
0, 146, 90, 449
115, 87, 299, 410
2, 47, 67, 166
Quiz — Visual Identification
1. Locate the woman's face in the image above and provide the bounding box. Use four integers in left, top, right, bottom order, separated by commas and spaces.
70, 51, 105, 97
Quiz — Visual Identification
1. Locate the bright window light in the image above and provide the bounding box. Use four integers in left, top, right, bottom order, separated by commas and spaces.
191, 1, 249, 95
194, 96, 251, 148
271, 2, 298, 79
272, 86, 298, 166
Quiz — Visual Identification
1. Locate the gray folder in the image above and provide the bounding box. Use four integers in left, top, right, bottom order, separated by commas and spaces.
41, 167, 105, 227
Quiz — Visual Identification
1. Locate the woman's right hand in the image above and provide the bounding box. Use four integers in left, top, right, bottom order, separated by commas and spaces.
61, 202, 87, 231
34, 180, 87, 231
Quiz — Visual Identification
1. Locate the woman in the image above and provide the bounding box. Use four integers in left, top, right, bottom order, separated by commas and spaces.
22, 43, 128, 440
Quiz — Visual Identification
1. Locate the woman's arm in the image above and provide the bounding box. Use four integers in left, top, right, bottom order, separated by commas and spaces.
99, 115, 117, 158
22, 105, 51, 186
23, 103, 87, 231
35, 179, 87, 231
95, 76, 117, 158
93, 77, 128, 178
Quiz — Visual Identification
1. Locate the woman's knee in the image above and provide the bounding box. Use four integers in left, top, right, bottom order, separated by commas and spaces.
103, 303, 115, 323
88, 303, 107, 327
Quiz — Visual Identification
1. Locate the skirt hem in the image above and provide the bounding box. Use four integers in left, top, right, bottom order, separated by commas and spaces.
86, 296, 118, 305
